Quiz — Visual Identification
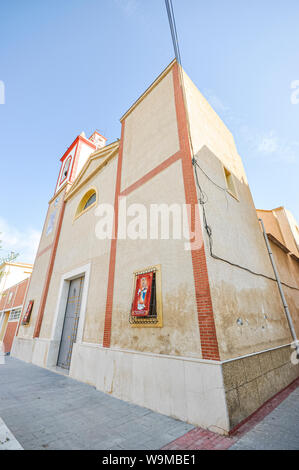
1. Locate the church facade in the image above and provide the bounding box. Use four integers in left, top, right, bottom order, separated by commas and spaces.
12, 60, 299, 433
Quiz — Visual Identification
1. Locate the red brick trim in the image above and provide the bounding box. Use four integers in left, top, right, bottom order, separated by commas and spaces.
33, 197, 66, 338
102, 122, 125, 348
3, 321, 18, 354
120, 151, 181, 197
102, 64, 220, 359
172, 63, 220, 361
35, 243, 53, 260
16, 277, 31, 337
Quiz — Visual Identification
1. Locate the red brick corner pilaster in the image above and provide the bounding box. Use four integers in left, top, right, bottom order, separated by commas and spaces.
172, 63, 220, 361
33, 198, 66, 338
102, 122, 125, 348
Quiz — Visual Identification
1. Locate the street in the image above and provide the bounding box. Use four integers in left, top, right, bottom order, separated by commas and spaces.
0, 357, 298, 450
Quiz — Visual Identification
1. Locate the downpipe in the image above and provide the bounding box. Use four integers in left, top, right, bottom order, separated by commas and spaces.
259, 218, 299, 359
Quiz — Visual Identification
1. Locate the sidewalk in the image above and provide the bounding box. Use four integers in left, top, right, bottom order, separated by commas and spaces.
0, 417, 23, 450
0, 357, 298, 450
0, 357, 193, 450
230, 384, 299, 450
163, 377, 299, 450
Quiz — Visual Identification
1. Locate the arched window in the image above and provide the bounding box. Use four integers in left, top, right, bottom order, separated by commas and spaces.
75, 188, 97, 219
83, 192, 96, 210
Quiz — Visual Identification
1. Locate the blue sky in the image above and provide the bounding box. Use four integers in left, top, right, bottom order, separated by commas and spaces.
0, 0, 298, 263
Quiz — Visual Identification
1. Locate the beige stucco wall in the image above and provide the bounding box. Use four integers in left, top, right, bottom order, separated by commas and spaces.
183, 71, 294, 359
182, 70, 247, 183
274, 207, 299, 256
196, 148, 292, 359
36, 191, 65, 254
286, 209, 299, 254
38, 155, 118, 343
17, 192, 66, 340
121, 70, 180, 192
256, 209, 285, 246
111, 159, 201, 357
108, 68, 200, 357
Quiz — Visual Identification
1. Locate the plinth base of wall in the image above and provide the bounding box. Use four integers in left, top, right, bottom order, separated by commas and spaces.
69, 342, 229, 434
11, 337, 34, 363
222, 344, 299, 429
11, 338, 299, 434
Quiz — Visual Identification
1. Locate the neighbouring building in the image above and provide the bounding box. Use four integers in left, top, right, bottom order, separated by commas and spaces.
0, 277, 30, 354
12, 60, 299, 433
257, 207, 299, 335
0, 262, 32, 294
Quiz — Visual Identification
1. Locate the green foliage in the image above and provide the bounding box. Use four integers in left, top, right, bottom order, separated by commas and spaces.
0, 232, 19, 265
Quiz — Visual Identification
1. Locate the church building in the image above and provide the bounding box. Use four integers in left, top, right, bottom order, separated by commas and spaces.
12, 60, 299, 433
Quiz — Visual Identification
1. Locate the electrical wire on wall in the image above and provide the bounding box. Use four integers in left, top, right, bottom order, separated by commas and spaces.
164, 0, 299, 293
193, 156, 299, 291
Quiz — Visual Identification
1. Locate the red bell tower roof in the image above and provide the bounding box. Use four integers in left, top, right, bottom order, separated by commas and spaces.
55, 130, 107, 195
88, 130, 107, 150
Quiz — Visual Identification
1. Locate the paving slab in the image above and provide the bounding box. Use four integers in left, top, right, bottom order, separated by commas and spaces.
0, 357, 194, 450
230, 386, 299, 450
0, 417, 23, 450
2, 356, 298, 450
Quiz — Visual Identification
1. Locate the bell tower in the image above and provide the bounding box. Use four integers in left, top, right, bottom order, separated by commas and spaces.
54, 130, 107, 195
16, 129, 106, 339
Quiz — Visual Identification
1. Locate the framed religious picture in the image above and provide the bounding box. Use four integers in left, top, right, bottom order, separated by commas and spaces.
22, 300, 34, 325
130, 265, 163, 328
131, 271, 154, 317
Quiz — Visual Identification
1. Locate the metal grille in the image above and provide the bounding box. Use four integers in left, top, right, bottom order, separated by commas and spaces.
9, 309, 21, 322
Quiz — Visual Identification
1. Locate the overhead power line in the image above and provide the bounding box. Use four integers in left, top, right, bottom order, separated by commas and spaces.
165, 0, 181, 65
164, 0, 299, 295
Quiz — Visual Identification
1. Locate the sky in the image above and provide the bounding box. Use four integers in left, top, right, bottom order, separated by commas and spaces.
0, 0, 298, 263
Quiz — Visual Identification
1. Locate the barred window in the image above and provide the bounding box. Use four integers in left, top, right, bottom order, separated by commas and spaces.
9, 309, 21, 322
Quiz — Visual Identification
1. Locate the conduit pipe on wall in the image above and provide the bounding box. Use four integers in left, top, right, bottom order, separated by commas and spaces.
259, 218, 299, 357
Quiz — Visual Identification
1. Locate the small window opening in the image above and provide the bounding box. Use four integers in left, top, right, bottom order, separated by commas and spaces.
75, 188, 97, 219
60, 157, 71, 182
224, 167, 237, 197
84, 193, 96, 210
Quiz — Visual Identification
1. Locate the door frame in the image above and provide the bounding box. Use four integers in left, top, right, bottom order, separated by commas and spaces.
0, 311, 9, 341
0, 312, 4, 336
51, 263, 91, 359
